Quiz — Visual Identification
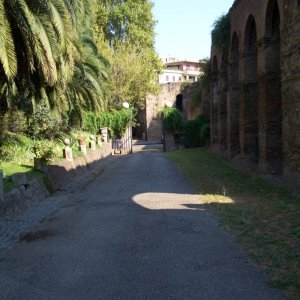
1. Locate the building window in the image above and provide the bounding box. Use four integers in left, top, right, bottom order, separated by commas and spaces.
166, 75, 169, 81
179, 76, 182, 81
172, 76, 175, 82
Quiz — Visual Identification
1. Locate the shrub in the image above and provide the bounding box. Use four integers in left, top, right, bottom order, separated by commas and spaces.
162, 108, 183, 134
68, 109, 82, 129
32, 140, 60, 162
82, 111, 98, 134
28, 103, 59, 140
211, 13, 231, 55
110, 109, 132, 138
6, 110, 27, 133
82, 109, 132, 138
183, 115, 210, 147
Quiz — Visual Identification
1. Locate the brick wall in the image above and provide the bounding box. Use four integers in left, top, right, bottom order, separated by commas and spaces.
210, 0, 300, 186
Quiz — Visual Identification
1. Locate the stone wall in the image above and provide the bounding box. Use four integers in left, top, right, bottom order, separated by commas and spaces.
46, 142, 112, 191
0, 142, 113, 219
210, 0, 300, 186
144, 82, 209, 141
0, 178, 49, 217
145, 83, 182, 141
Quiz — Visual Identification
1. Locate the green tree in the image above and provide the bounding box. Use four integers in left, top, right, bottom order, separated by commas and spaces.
108, 42, 160, 109
95, 0, 162, 110
0, 0, 109, 119
96, 0, 156, 49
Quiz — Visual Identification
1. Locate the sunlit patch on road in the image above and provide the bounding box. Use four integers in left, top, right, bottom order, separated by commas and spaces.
132, 192, 204, 210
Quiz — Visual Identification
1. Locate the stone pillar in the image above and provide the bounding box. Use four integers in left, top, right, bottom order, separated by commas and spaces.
90, 135, 96, 150
218, 65, 228, 154
101, 127, 108, 143
78, 139, 87, 156
281, 3, 300, 184
97, 135, 102, 147
63, 138, 73, 162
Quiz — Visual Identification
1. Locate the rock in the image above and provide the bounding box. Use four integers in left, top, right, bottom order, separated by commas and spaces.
12, 173, 29, 186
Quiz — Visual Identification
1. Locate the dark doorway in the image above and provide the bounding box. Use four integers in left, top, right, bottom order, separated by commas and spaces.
176, 94, 183, 112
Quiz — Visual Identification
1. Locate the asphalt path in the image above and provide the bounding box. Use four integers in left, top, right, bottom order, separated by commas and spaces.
0, 152, 285, 299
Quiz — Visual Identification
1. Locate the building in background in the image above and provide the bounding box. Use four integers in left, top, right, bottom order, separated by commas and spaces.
158, 57, 201, 84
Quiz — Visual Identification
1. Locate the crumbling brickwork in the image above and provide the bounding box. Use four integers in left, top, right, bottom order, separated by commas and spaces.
144, 82, 208, 141
210, 0, 300, 186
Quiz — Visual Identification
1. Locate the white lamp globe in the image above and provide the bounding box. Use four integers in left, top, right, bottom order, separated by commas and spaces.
165, 101, 173, 108
122, 102, 130, 109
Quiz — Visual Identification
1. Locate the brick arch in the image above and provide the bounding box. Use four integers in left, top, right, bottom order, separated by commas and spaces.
219, 55, 228, 153
242, 15, 259, 161
211, 56, 219, 145
262, 0, 283, 173
228, 32, 241, 158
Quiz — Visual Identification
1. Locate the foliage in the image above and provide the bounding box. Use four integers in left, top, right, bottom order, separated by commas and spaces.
110, 109, 132, 138
183, 115, 210, 148
5, 110, 27, 133
82, 108, 132, 138
0, 132, 34, 163
199, 58, 212, 91
32, 140, 60, 162
162, 108, 183, 134
94, 0, 162, 110
96, 0, 156, 49
190, 59, 212, 108
108, 42, 162, 109
28, 103, 58, 140
0, 0, 109, 120
211, 13, 231, 55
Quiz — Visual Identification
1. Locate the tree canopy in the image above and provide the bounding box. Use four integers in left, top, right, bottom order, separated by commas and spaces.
95, 0, 162, 110
0, 0, 109, 117
0, 0, 161, 132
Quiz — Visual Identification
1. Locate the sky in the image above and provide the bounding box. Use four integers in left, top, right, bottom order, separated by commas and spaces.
152, 0, 234, 61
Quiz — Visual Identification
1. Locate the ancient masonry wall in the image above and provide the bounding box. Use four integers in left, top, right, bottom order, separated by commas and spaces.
144, 82, 209, 141
210, 0, 300, 186
145, 83, 182, 141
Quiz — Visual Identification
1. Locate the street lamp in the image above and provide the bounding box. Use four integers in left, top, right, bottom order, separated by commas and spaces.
122, 102, 130, 109
122, 102, 132, 154
165, 101, 173, 108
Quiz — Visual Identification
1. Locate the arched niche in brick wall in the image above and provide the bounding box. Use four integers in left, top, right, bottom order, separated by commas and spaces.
219, 55, 228, 153
242, 15, 259, 162
228, 32, 241, 158
264, 0, 283, 173
211, 56, 219, 145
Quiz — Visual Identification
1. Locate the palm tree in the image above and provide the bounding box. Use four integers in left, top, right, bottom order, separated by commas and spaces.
0, 0, 109, 118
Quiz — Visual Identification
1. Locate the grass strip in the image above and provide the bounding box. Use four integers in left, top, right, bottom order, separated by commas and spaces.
166, 148, 300, 299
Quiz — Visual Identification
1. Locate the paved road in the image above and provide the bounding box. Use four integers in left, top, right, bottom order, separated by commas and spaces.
0, 152, 285, 300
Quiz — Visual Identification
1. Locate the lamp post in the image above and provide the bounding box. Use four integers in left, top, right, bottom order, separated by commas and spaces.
122, 102, 132, 154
